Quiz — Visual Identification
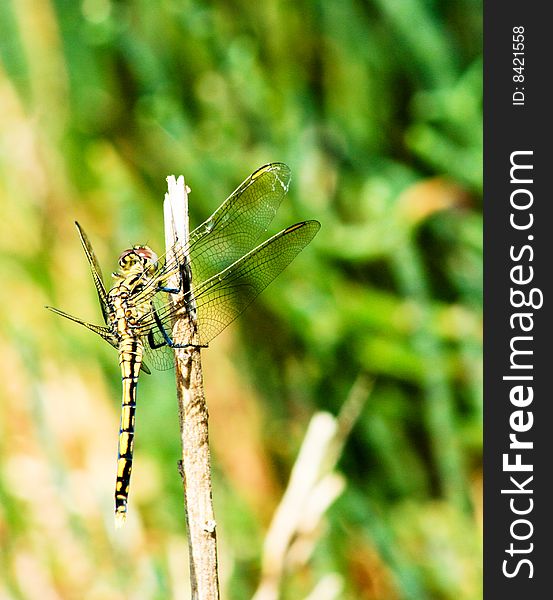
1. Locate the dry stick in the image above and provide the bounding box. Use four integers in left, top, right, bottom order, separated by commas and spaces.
164, 175, 220, 600
253, 374, 372, 600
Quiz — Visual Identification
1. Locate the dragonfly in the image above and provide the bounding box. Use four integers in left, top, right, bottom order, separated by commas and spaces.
46, 163, 320, 525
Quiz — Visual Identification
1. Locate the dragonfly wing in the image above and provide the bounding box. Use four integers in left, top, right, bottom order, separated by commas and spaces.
184, 163, 291, 284
130, 163, 292, 308
140, 291, 179, 371
135, 220, 320, 346
45, 305, 117, 347
141, 361, 152, 375
142, 344, 174, 371
192, 220, 320, 344
75, 222, 109, 324
142, 339, 175, 371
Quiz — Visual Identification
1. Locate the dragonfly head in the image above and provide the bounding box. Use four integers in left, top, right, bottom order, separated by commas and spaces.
116, 246, 159, 276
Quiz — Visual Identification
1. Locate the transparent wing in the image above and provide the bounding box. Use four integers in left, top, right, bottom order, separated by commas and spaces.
141, 290, 178, 371
188, 162, 291, 283
134, 220, 320, 349
142, 341, 175, 371
131, 163, 291, 306
75, 221, 109, 324
45, 305, 117, 347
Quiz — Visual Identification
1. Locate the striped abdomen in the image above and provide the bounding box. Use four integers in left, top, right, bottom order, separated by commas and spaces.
115, 336, 144, 526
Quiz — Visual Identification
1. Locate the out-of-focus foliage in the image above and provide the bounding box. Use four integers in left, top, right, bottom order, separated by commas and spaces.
0, 0, 481, 598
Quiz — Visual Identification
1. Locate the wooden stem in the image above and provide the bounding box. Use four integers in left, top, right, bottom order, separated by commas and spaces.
164, 175, 220, 600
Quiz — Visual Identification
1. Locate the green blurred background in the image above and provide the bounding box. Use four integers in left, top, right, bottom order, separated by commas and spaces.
0, 0, 482, 598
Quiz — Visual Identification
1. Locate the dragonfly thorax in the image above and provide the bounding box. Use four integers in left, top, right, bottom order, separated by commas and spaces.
107, 245, 161, 333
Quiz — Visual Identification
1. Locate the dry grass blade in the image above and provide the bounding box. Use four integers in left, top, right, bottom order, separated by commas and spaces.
253, 375, 372, 600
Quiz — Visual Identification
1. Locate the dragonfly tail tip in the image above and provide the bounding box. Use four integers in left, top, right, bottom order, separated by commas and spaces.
114, 510, 127, 529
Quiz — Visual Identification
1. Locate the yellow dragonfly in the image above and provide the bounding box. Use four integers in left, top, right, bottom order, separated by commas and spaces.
46, 163, 320, 525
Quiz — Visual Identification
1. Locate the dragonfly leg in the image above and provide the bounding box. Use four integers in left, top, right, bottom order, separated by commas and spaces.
158, 284, 180, 294
158, 262, 190, 295
147, 329, 166, 350
149, 301, 206, 349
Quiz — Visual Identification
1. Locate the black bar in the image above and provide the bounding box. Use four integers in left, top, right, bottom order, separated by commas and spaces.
484, 3, 551, 596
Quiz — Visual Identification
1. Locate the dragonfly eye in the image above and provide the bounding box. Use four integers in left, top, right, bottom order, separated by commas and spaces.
134, 246, 158, 266
118, 248, 134, 268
